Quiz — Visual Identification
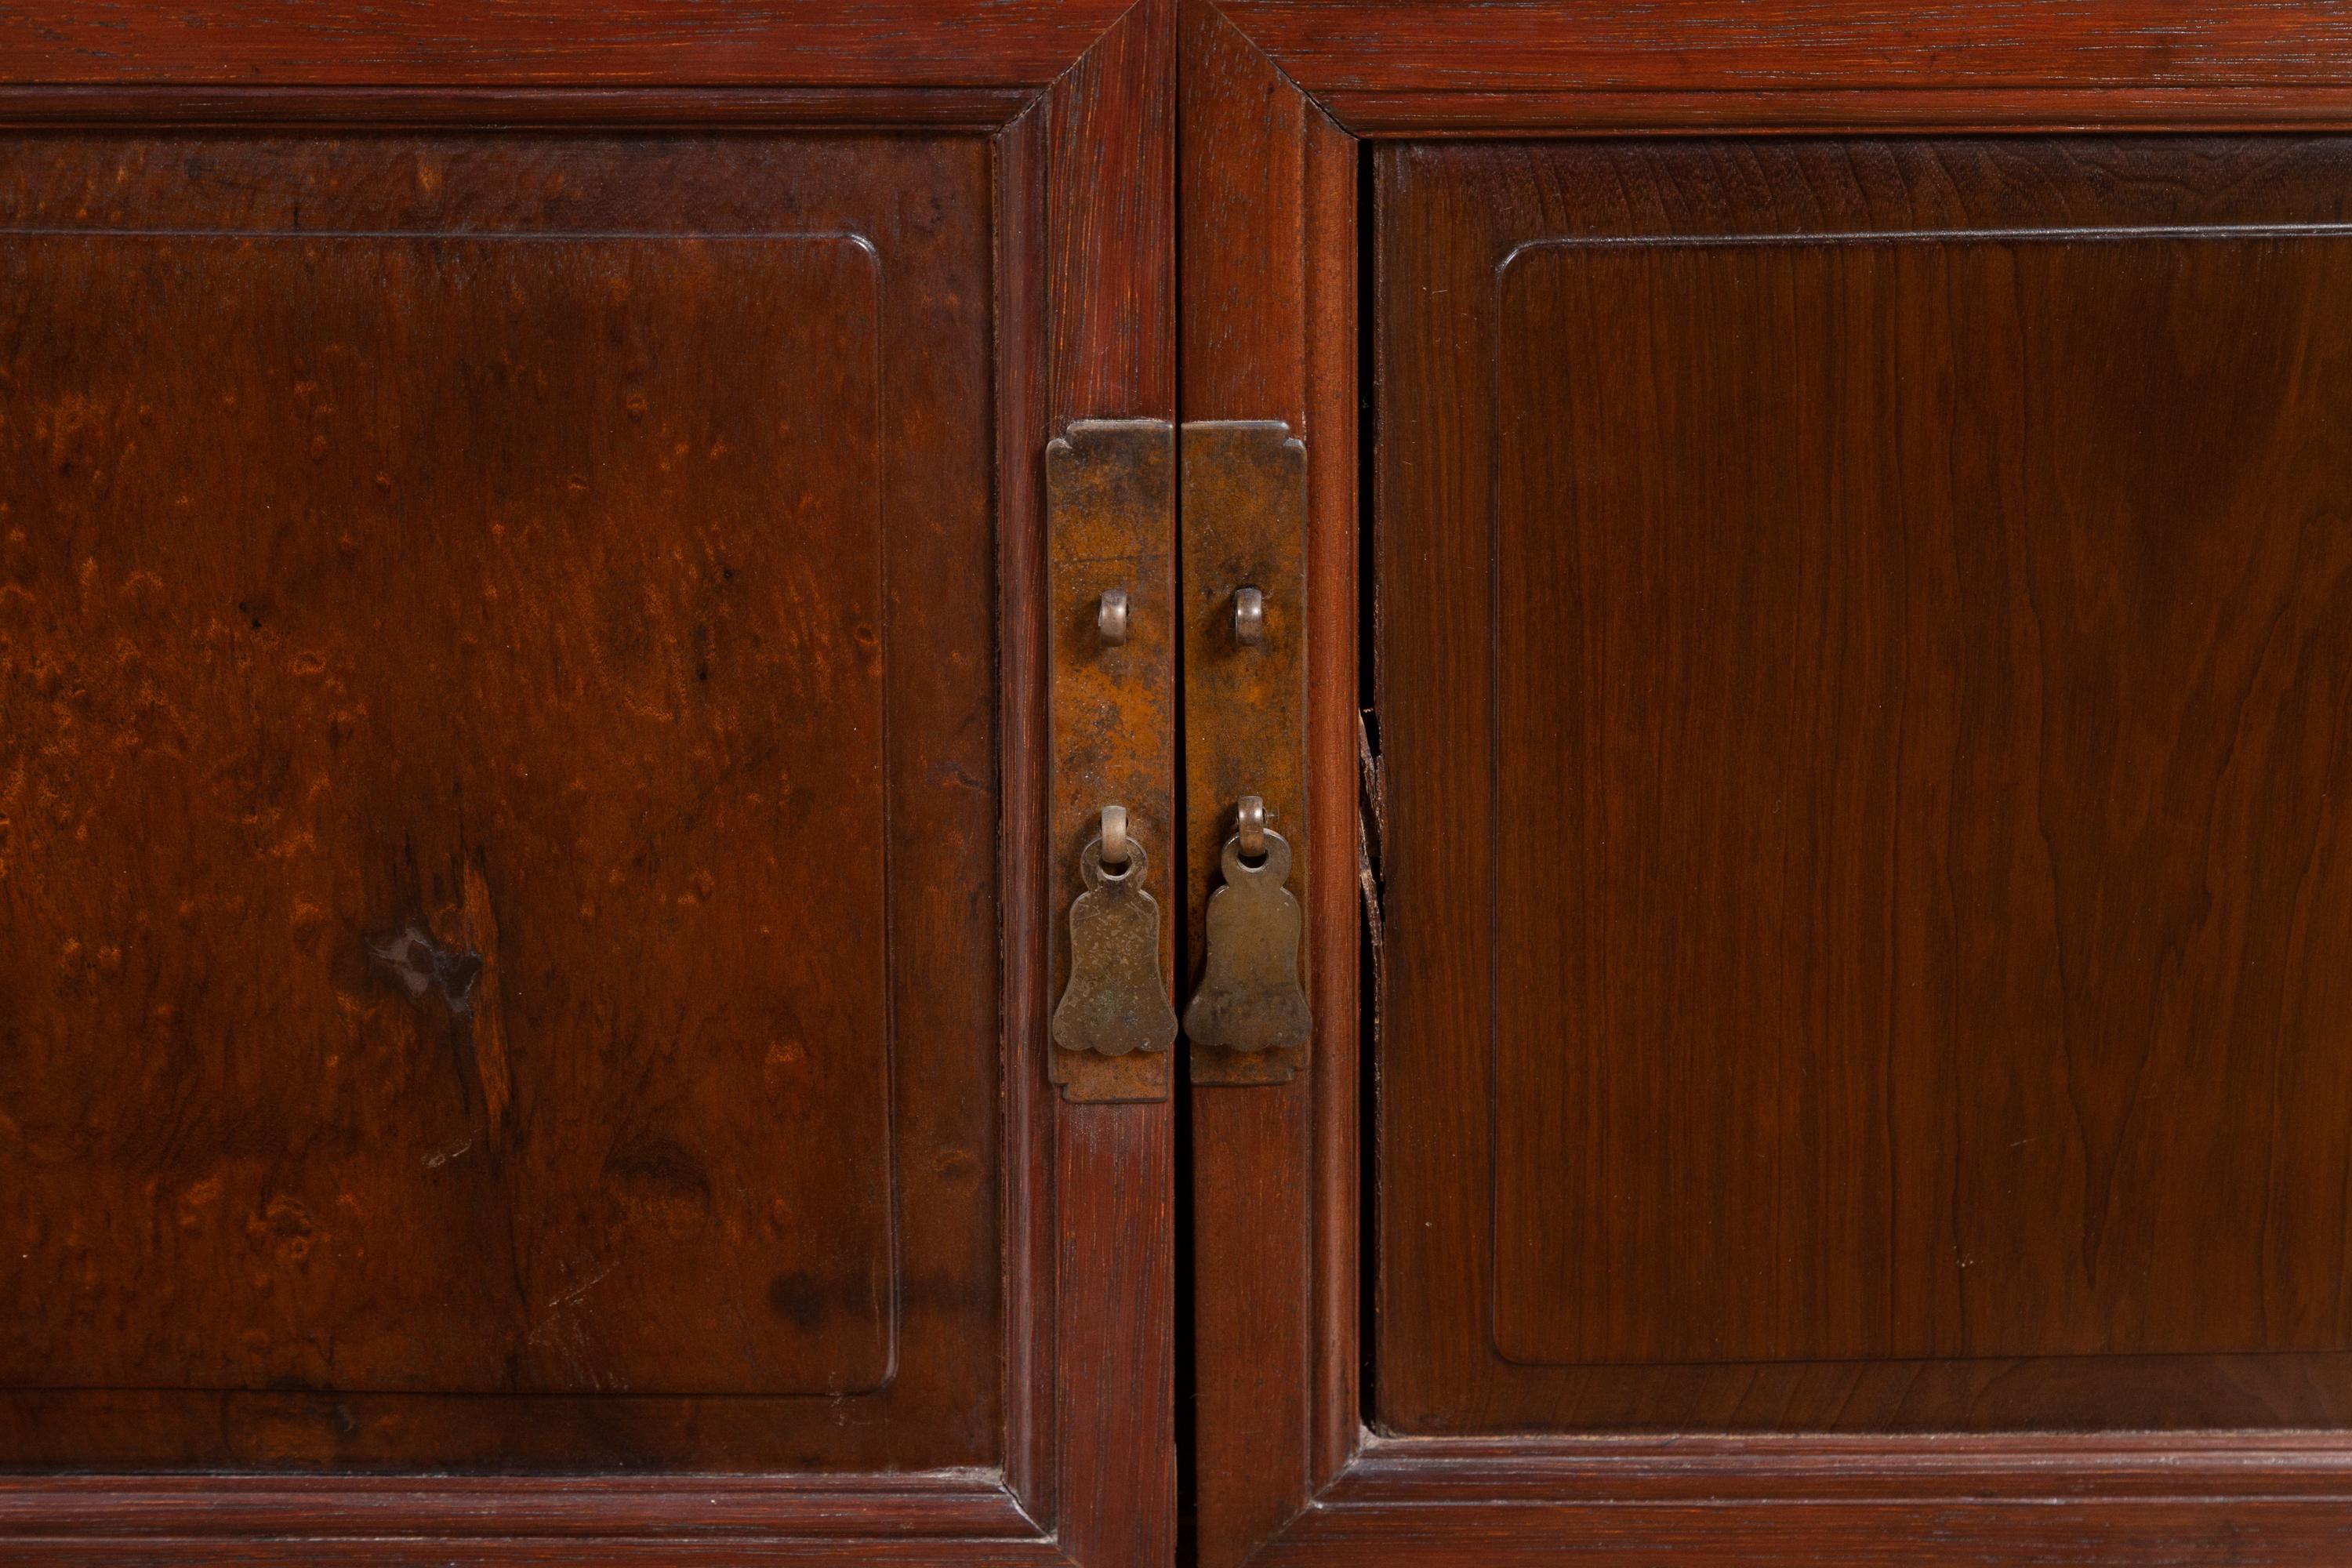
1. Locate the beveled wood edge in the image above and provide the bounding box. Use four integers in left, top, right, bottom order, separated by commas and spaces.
0, 1470, 1046, 1541
1312, 85, 2352, 137
996, 75, 1057, 1534
1332, 1432, 2352, 1504
1229, 1432, 2352, 1563
1199, 0, 2352, 136
0, 84, 1039, 130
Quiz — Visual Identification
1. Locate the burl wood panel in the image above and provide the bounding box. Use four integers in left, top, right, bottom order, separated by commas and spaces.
7, 228, 892, 1392
1379, 137, 2352, 1435
0, 133, 998, 1471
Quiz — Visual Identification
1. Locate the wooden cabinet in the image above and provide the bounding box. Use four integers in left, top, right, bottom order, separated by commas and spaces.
8, 4, 2352, 1563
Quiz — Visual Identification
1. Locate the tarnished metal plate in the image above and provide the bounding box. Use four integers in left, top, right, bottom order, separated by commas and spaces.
1048, 420, 1178, 1102
1181, 421, 1310, 1085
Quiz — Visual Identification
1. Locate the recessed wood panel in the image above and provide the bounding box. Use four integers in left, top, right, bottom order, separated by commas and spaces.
4, 228, 891, 1397
0, 134, 998, 1471
1491, 231, 2352, 1370
1378, 138, 2352, 1435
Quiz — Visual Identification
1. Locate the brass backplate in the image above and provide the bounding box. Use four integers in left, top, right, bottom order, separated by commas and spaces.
1181, 421, 1309, 1085
1047, 420, 1177, 1103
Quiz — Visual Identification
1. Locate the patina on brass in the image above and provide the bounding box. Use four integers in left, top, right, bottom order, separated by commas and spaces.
1054, 834, 1181, 1059
1048, 419, 1177, 1102
1182, 828, 1312, 1057
1181, 421, 1309, 1083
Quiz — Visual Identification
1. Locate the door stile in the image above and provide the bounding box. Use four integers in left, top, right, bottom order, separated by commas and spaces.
1177, 5, 1363, 1564
1002, 2, 1181, 1562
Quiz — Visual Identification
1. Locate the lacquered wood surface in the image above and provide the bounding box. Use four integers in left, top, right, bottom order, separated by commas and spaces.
0, 132, 1001, 1473
1210, 2, 2352, 133
999, 5, 1179, 1561
0, 0, 1131, 90
1377, 136, 2352, 1436
0, 2, 1181, 1559
1178, 2, 1360, 1563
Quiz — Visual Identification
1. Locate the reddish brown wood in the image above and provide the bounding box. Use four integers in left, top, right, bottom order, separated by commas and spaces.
0, 2, 1178, 1563
0, 1472, 1041, 1539
12, 228, 904, 1401
1260, 1435, 2352, 1563
0, 85, 1036, 130
1319, 1432, 2352, 1504
1179, 15, 2352, 1551
1210, 1, 2352, 133
1257, 1435, 2352, 1563
1377, 137, 2352, 1445
0, 1, 1130, 90
0, 129, 1001, 1475
1022, 2, 1179, 1563
1178, 4, 1359, 1564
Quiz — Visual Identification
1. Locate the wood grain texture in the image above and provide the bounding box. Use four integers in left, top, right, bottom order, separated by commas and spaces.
0, 85, 1040, 131
1494, 230, 2352, 1375
1179, 3, 1359, 1563
1014, 1, 1179, 1560
0, 132, 1005, 1475
1264, 1501, 2352, 1566
1211, 0, 2352, 134
0, 0, 1178, 1559
0, 1472, 1041, 1539
1376, 135, 2352, 1441
1241, 1434, 2352, 1564
0, 0, 1131, 91
1251, 1433, 2352, 1564
2, 229, 897, 1399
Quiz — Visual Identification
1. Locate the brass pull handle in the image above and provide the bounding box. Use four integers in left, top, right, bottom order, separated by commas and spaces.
1051, 814, 1178, 1060
1181, 811, 1312, 1058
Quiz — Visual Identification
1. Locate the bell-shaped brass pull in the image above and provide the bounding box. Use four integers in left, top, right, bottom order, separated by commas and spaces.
1182, 817, 1312, 1057
1051, 815, 1179, 1059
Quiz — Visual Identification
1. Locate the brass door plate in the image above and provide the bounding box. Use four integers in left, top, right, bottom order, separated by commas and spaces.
1047, 420, 1177, 1103
1181, 421, 1309, 1085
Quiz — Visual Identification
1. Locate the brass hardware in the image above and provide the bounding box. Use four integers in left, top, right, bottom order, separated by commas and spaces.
1098, 587, 1131, 646
1232, 586, 1266, 646
1181, 421, 1309, 1083
1236, 794, 1268, 860
1053, 829, 1180, 1060
1048, 419, 1175, 1102
1182, 826, 1312, 1058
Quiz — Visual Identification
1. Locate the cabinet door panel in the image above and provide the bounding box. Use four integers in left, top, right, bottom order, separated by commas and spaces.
1379, 137, 2352, 1436
0, 133, 996, 1472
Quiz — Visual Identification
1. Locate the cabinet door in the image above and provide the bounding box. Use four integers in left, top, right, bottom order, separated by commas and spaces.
1380, 132, 2352, 1437
1181, 5, 2352, 1565
0, 5, 1174, 1563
